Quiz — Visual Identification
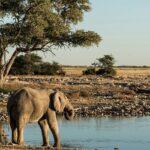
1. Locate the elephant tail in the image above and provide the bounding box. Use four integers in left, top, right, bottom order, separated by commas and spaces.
7, 90, 19, 117
7, 96, 14, 117
7, 95, 18, 123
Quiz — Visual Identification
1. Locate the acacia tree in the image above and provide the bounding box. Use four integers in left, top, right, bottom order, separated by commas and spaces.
0, 0, 101, 85
83, 55, 116, 76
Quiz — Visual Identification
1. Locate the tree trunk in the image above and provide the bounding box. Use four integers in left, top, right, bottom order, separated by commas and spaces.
0, 56, 3, 66
0, 53, 4, 87
0, 49, 19, 87
0, 72, 4, 87
0, 52, 4, 66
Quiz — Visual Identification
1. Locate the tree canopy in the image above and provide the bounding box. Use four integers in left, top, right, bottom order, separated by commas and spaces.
0, 0, 101, 84
94, 55, 115, 69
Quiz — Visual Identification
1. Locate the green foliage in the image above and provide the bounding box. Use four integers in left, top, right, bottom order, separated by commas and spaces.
0, 87, 12, 94
83, 55, 116, 76
94, 55, 116, 76
95, 55, 115, 69
35, 61, 65, 75
0, 0, 101, 51
83, 67, 96, 75
0, 0, 101, 84
69, 30, 100, 47
9, 53, 42, 75
96, 68, 116, 76
9, 53, 65, 75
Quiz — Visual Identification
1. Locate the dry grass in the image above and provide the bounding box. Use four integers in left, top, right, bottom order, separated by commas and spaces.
116, 67, 150, 76
1, 66, 149, 91
63, 66, 87, 76
63, 66, 150, 76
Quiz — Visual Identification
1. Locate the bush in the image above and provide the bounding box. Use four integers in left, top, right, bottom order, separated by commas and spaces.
0, 88, 13, 94
83, 68, 96, 75
9, 53, 65, 76
83, 55, 116, 76
34, 62, 66, 75
96, 68, 116, 76
10, 53, 42, 75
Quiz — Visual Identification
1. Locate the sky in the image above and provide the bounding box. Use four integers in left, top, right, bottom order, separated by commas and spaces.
41, 0, 150, 66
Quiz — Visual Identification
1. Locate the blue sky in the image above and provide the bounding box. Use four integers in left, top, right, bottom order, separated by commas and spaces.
42, 0, 150, 66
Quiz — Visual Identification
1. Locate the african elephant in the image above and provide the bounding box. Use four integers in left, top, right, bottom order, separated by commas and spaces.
7, 87, 74, 148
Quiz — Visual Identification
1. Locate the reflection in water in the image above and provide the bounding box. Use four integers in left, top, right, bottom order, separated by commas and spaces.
4, 117, 150, 150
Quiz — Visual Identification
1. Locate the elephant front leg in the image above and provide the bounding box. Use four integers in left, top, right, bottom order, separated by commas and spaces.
47, 110, 61, 148
38, 119, 50, 146
50, 125, 60, 148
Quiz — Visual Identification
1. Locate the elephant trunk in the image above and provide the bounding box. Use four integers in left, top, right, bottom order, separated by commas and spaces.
64, 104, 74, 120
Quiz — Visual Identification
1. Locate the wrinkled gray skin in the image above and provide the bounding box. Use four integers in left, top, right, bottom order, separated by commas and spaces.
7, 87, 74, 148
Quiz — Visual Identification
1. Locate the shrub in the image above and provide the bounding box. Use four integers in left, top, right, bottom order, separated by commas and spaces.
83, 55, 116, 76
9, 53, 65, 76
83, 68, 96, 75
34, 62, 66, 75
96, 68, 116, 76
10, 53, 42, 75
0, 88, 13, 94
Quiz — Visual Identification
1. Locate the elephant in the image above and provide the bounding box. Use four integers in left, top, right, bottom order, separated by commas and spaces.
7, 87, 74, 148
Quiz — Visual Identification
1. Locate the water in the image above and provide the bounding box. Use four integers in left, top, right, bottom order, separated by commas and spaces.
4, 117, 150, 150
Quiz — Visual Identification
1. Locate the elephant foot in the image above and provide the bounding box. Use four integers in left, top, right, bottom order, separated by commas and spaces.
8, 142, 18, 145
41, 143, 52, 147
12, 139, 18, 144
53, 143, 61, 149
17, 141, 25, 146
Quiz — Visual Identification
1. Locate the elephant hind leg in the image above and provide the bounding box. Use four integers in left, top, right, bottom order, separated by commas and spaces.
38, 119, 50, 146
17, 116, 28, 145
10, 118, 18, 144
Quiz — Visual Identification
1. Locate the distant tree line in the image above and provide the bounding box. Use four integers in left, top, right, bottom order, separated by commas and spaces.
117, 66, 150, 68
9, 53, 65, 75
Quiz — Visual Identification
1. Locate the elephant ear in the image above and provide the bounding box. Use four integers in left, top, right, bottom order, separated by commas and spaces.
52, 92, 66, 112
